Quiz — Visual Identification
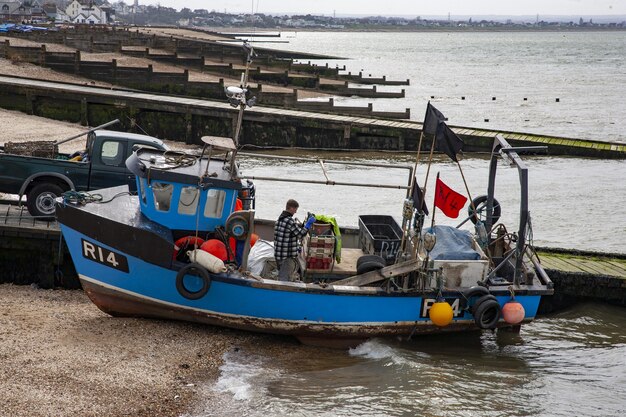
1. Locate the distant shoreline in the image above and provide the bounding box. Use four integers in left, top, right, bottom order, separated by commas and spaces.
212, 26, 626, 34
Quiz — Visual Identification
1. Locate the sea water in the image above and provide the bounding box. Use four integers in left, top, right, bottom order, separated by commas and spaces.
256, 31, 626, 143
189, 31, 626, 416
191, 303, 626, 416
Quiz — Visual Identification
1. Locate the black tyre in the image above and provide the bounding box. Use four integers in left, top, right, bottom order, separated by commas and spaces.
468, 195, 501, 225
356, 260, 385, 275
176, 263, 211, 300
471, 295, 502, 329
26, 183, 64, 218
356, 255, 386, 269
460, 286, 490, 309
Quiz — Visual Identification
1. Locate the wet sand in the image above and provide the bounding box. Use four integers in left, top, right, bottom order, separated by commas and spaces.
0, 284, 271, 417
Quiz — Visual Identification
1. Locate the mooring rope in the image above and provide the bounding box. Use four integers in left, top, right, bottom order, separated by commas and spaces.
61, 190, 132, 206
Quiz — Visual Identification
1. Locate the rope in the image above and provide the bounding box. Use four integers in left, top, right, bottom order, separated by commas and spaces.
62, 190, 103, 205
62, 190, 131, 206
138, 151, 198, 171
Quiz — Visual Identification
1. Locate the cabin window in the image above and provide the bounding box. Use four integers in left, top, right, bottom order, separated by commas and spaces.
1, 5, 8, 11
152, 182, 173, 212
178, 186, 199, 215
203, 189, 225, 218
100, 140, 124, 167
138, 178, 147, 204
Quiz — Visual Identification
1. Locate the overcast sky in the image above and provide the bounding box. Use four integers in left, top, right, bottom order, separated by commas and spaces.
150, 1, 624, 16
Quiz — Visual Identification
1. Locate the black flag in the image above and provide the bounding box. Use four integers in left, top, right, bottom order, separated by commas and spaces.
422, 102, 447, 135
411, 178, 429, 215
435, 122, 464, 162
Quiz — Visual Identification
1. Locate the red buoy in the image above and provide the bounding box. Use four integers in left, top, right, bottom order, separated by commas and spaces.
502, 300, 525, 325
200, 239, 228, 261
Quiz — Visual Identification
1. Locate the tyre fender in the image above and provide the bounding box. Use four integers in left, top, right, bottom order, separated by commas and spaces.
356, 255, 386, 269
460, 286, 490, 310
471, 294, 502, 329
356, 259, 385, 275
468, 195, 501, 225
176, 263, 211, 300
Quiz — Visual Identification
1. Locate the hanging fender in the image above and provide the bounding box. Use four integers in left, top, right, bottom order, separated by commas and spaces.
175, 263, 211, 300
471, 294, 502, 329
460, 286, 490, 310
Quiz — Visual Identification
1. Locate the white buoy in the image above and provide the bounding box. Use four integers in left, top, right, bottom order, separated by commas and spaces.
187, 249, 227, 273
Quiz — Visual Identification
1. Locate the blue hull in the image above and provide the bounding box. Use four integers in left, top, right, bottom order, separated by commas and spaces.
62, 225, 543, 343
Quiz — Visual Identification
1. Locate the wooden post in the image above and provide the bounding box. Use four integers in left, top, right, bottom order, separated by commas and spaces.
185, 112, 193, 145
74, 50, 81, 75
80, 98, 88, 126
40, 44, 46, 67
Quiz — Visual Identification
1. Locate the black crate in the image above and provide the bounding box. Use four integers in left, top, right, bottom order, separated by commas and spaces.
358, 215, 402, 265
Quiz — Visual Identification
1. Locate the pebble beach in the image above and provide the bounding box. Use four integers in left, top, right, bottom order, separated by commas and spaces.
0, 57, 266, 417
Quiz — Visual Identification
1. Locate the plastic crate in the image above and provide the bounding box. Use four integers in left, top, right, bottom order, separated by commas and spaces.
309, 236, 335, 249
358, 215, 402, 265
306, 257, 333, 270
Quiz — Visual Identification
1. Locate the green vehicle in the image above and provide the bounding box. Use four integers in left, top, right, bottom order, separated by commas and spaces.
0, 129, 167, 218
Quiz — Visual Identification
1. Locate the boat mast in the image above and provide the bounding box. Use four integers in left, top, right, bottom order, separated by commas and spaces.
228, 42, 256, 177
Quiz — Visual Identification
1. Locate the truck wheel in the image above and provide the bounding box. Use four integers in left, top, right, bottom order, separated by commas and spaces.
27, 183, 64, 218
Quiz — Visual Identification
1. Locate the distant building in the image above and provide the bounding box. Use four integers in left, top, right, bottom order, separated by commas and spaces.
42, 2, 70, 23
65, 0, 108, 24
0, 1, 30, 22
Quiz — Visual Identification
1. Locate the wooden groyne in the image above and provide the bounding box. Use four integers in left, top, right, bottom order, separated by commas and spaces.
0, 204, 623, 311
0, 39, 407, 118
0, 75, 623, 158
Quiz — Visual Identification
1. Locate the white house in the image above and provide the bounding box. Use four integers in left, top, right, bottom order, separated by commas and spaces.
65, 0, 108, 24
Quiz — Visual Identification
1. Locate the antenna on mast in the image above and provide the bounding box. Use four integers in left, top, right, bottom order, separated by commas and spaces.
224, 42, 257, 176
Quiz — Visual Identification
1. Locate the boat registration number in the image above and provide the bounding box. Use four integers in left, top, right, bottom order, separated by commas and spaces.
420, 298, 463, 318
81, 239, 129, 273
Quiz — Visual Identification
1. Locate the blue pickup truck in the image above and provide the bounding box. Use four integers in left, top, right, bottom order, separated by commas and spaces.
0, 130, 168, 217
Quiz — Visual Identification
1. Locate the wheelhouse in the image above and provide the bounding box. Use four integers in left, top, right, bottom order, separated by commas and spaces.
126, 148, 242, 233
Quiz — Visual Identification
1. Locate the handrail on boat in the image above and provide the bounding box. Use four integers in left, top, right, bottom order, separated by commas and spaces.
489, 135, 547, 285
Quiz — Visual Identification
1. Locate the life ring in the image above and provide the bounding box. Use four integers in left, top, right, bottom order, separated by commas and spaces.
460, 286, 490, 310
471, 294, 502, 329
173, 236, 205, 260
175, 263, 211, 300
468, 195, 501, 225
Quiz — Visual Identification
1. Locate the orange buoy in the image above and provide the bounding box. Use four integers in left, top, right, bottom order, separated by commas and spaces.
502, 300, 525, 325
250, 233, 259, 247
200, 239, 228, 261
173, 236, 205, 260
429, 300, 454, 327
235, 198, 243, 211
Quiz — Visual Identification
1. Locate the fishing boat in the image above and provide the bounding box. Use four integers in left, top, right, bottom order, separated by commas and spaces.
55, 44, 553, 348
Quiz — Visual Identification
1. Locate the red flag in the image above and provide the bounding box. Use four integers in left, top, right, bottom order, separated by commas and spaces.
434, 178, 468, 218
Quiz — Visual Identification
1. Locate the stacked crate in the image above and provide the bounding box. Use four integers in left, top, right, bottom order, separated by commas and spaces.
305, 235, 335, 270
